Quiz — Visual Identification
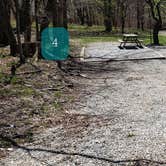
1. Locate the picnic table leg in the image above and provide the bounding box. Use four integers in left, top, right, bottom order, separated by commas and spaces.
136, 39, 143, 48
124, 37, 127, 47
134, 38, 140, 47
124, 41, 127, 47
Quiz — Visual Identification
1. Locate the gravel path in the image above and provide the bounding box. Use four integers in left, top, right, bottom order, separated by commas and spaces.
1, 43, 166, 166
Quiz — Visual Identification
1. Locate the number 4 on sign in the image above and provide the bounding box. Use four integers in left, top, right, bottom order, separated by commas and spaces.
52, 38, 58, 47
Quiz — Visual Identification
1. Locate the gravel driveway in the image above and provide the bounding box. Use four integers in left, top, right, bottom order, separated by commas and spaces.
1, 43, 166, 166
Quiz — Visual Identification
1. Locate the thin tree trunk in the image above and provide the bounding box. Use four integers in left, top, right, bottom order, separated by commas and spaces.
14, 0, 25, 63
137, 0, 140, 29
63, 0, 68, 29
104, 0, 112, 32
153, 22, 160, 45
0, 0, 17, 56
146, 0, 162, 45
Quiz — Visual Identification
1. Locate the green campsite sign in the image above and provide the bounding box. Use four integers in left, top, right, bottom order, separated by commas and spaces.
41, 28, 69, 60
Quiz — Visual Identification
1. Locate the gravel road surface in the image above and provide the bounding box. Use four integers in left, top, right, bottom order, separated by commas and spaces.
1, 43, 166, 166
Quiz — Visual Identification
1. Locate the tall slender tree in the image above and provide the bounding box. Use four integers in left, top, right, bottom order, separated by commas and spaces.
145, 0, 163, 45
104, 0, 112, 32
119, 0, 128, 33
46, 0, 67, 29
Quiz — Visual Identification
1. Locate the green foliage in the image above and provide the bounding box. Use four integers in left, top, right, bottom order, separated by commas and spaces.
54, 91, 62, 98
0, 138, 12, 148
0, 86, 36, 98
6, 61, 17, 68
21, 87, 36, 96
143, 35, 166, 45
53, 101, 61, 110
0, 72, 24, 85
10, 76, 23, 85
0, 73, 10, 84
127, 133, 136, 138
0, 53, 8, 58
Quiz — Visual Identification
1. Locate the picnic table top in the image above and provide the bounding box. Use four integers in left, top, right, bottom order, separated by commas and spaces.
123, 34, 138, 37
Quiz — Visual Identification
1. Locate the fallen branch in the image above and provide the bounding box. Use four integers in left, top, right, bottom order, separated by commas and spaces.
16, 69, 42, 75
39, 86, 66, 91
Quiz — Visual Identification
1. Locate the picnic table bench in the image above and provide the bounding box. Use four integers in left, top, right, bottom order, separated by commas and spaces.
119, 34, 143, 48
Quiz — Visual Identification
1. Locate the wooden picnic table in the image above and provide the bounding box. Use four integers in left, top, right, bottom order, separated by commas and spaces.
119, 33, 143, 48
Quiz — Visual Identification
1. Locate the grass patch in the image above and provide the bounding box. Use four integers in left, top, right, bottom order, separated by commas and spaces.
0, 71, 24, 85
53, 101, 61, 110
54, 91, 62, 98
71, 36, 120, 44
72, 34, 166, 45
0, 89, 14, 97
0, 138, 13, 148
0, 54, 8, 59
0, 86, 37, 98
159, 35, 166, 45
14, 130, 34, 144
69, 25, 166, 45
127, 133, 136, 138
0, 73, 11, 84
141, 35, 166, 45
10, 76, 23, 85
69, 24, 105, 32
21, 87, 36, 96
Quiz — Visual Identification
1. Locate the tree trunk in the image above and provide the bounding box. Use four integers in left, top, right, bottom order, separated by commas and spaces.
121, 18, 125, 34
141, 19, 144, 31
137, 0, 140, 29
63, 0, 68, 29
120, 2, 127, 34
104, 0, 112, 32
77, 7, 85, 25
153, 21, 161, 45
14, 0, 25, 63
0, 0, 17, 56
20, 0, 31, 38
146, 0, 162, 45
86, 6, 93, 27
46, 0, 67, 29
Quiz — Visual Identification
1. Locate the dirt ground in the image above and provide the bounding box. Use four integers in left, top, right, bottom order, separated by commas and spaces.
1, 43, 166, 166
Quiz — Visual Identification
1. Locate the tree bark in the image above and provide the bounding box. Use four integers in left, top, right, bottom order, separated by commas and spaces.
14, 0, 25, 63
104, 0, 112, 32
137, 0, 140, 29
46, 0, 68, 29
120, 1, 127, 34
153, 21, 161, 45
0, 0, 17, 55
146, 0, 162, 45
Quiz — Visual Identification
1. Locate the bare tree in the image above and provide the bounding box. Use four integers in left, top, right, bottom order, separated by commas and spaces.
0, 0, 17, 56
119, 0, 128, 33
104, 0, 112, 32
46, 0, 67, 28
145, 0, 163, 45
